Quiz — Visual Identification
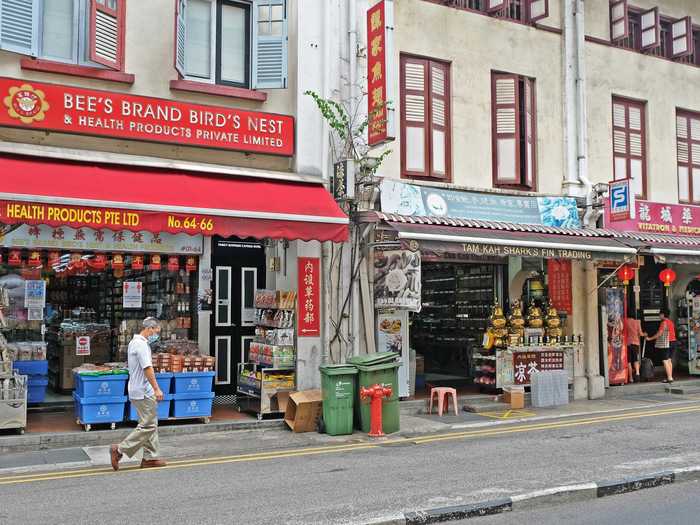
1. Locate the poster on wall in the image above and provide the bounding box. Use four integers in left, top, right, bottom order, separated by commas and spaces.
76, 336, 91, 356
24, 280, 46, 308
374, 249, 421, 311
123, 281, 143, 309
606, 288, 628, 385
376, 310, 409, 398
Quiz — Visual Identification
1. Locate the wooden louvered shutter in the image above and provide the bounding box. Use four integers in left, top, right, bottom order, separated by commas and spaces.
401, 56, 430, 178
640, 7, 660, 51
174, 0, 187, 76
612, 98, 646, 198
523, 77, 536, 188
486, 0, 508, 13
671, 17, 693, 59
0, 0, 38, 56
610, 0, 629, 42
252, 0, 288, 89
429, 61, 450, 180
677, 112, 700, 204
528, 0, 548, 23
492, 73, 520, 185
89, 0, 125, 70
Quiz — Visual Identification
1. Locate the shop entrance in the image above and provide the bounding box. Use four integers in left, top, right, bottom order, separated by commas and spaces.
210, 237, 266, 395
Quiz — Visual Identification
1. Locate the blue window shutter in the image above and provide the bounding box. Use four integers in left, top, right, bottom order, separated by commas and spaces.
174, 0, 187, 76
252, 0, 287, 89
0, 0, 38, 56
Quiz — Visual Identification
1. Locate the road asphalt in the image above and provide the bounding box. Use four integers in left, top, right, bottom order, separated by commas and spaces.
1, 400, 700, 524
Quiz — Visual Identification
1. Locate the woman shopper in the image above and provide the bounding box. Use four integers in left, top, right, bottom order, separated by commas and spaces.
625, 310, 646, 383
648, 309, 676, 383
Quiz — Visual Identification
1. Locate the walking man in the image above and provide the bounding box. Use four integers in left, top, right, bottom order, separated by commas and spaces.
648, 309, 676, 384
111, 317, 166, 470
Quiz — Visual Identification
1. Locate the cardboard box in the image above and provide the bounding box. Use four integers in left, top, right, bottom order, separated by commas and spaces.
284, 389, 323, 433
274, 391, 290, 414
503, 387, 525, 409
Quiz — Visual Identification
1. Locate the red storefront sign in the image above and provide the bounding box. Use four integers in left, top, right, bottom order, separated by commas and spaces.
298, 257, 320, 337
513, 351, 565, 385
547, 259, 572, 314
605, 199, 700, 236
367, 1, 388, 145
0, 77, 294, 156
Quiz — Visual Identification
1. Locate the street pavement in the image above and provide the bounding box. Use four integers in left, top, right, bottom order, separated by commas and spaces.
460, 479, 700, 525
2, 400, 700, 524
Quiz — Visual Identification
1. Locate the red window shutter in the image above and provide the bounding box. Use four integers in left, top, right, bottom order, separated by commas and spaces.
528, 0, 549, 23
640, 7, 660, 51
429, 61, 450, 180
671, 17, 694, 58
677, 112, 700, 204
523, 77, 536, 189
89, 0, 126, 71
401, 56, 430, 178
492, 73, 520, 186
612, 97, 646, 198
610, 0, 629, 42
486, 0, 509, 14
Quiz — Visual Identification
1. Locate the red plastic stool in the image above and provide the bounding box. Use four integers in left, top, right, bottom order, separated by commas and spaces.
428, 387, 458, 416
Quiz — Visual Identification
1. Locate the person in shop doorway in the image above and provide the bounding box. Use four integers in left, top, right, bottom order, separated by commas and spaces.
626, 310, 647, 383
648, 309, 676, 384
111, 317, 166, 470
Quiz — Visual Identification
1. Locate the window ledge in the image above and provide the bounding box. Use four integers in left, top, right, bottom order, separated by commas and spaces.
169, 80, 267, 102
20, 59, 135, 84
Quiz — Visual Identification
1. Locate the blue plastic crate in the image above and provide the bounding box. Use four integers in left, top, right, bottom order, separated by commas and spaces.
27, 377, 48, 404
172, 392, 214, 418
13, 360, 48, 376
155, 372, 173, 395
73, 393, 127, 424
127, 395, 173, 421
172, 372, 215, 394
74, 374, 128, 398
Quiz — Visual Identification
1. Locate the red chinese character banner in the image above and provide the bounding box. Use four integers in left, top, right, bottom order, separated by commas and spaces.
298, 257, 320, 338
367, 1, 388, 145
547, 259, 572, 314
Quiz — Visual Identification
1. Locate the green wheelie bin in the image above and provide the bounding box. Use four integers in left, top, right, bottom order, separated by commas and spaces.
347, 353, 400, 434
319, 364, 358, 436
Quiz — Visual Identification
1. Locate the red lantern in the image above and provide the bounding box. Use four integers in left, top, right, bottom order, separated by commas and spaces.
618, 264, 635, 285
8, 250, 22, 266
149, 254, 162, 271
185, 256, 197, 272
659, 268, 677, 287
48, 251, 61, 268
28, 251, 42, 267
112, 253, 125, 270
131, 255, 144, 271
167, 256, 179, 272
88, 254, 107, 271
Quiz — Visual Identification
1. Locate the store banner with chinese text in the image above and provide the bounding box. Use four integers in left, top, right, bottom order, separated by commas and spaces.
547, 259, 572, 314
0, 77, 294, 155
513, 350, 565, 385
604, 199, 700, 236
367, 0, 395, 146
298, 257, 320, 337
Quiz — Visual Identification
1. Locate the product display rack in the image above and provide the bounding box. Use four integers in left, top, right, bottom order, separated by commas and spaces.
237, 290, 296, 420
413, 263, 497, 377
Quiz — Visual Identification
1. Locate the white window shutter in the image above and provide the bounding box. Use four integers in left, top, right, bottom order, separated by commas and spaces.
640, 7, 660, 51
671, 17, 693, 58
252, 0, 287, 89
174, 0, 187, 77
0, 0, 38, 56
402, 58, 429, 176
89, 0, 125, 70
486, 0, 508, 14
528, 0, 548, 23
610, 0, 628, 42
492, 74, 520, 185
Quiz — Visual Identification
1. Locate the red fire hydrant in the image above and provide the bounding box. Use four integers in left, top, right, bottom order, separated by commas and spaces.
360, 384, 392, 437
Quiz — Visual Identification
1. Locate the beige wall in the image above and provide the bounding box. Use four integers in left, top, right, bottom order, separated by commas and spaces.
0, 0, 297, 172
377, 0, 565, 195
584, 0, 700, 204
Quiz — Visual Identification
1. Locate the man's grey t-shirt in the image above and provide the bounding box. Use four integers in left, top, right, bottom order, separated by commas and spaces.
127, 334, 154, 400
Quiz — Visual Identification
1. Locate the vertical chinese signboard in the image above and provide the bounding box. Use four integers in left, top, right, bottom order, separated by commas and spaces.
367, 0, 395, 146
298, 257, 320, 337
547, 259, 572, 314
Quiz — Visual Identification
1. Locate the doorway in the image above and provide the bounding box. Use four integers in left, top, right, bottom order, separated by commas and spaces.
210, 237, 266, 395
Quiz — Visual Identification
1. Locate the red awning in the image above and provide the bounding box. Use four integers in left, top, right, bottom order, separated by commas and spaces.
0, 155, 348, 242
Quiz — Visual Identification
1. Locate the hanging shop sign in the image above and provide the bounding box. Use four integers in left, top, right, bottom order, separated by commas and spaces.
513, 350, 565, 385
605, 287, 627, 385
547, 259, 572, 314
366, 0, 395, 146
380, 180, 580, 227
604, 199, 700, 235
608, 179, 635, 221
24, 280, 46, 308
0, 77, 294, 156
374, 249, 421, 311
123, 281, 143, 309
0, 224, 203, 254
298, 257, 320, 337
333, 160, 356, 201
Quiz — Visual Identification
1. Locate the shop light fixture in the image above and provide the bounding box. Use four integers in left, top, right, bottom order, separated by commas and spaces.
396, 232, 638, 255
